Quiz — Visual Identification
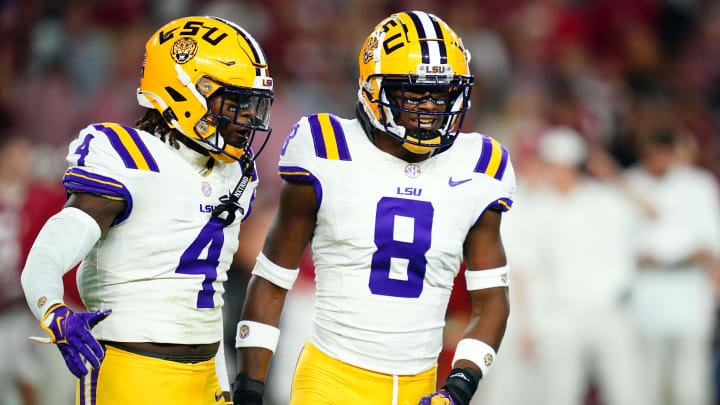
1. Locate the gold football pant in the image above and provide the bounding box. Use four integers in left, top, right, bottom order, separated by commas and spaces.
290, 341, 437, 405
76, 344, 224, 405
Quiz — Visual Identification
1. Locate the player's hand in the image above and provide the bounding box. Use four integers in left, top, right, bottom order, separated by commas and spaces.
232, 372, 264, 405
418, 391, 457, 405
30, 303, 111, 378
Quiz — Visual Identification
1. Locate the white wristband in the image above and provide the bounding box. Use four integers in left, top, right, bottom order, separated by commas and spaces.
465, 265, 509, 290
235, 320, 280, 353
452, 338, 497, 377
251, 252, 299, 290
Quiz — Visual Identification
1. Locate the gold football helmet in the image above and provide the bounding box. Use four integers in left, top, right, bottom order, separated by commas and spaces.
358, 11, 473, 154
138, 16, 274, 163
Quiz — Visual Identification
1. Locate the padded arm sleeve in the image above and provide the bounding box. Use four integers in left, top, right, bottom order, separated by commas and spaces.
21, 207, 101, 320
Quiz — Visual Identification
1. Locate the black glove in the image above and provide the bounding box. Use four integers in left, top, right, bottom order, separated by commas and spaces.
232, 372, 264, 405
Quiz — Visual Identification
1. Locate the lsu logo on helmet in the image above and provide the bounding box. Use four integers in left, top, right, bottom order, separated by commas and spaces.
362, 34, 379, 64
357, 11, 474, 154
170, 37, 198, 64
137, 16, 274, 164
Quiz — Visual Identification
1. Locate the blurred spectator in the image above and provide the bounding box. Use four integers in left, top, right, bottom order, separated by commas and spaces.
0, 136, 40, 405
625, 129, 720, 405
480, 127, 643, 405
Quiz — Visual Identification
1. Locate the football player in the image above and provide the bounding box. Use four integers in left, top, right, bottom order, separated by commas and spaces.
20, 16, 274, 405
232, 10, 515, 405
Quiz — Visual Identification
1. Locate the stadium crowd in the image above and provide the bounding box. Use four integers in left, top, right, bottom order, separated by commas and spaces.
1, 0, 719, 404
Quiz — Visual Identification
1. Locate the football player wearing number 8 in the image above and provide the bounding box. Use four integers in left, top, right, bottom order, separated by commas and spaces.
20, 16, 274, 405
233, 10, 515, 405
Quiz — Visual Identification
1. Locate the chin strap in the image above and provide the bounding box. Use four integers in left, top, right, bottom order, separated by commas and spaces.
211, 155, 254, 227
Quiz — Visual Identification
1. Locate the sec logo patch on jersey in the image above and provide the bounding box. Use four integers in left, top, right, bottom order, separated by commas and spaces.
404, 163, 421, 178
202, 181, 212, 196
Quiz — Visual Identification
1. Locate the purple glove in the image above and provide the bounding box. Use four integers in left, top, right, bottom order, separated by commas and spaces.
31, 304, 111, 378
418, 391, 457, 405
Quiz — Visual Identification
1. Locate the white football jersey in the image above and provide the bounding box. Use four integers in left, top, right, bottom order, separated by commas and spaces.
278, 113, 516, 375
63, 123, 257, 344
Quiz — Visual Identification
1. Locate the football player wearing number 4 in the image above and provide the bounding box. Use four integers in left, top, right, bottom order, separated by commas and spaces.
20, 16, 275, 405
232, 10, 516, 405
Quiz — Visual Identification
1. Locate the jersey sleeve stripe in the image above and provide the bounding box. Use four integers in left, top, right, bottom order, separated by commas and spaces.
474, 136, 509, 180
278, 165, 323, 212
62, 168, 134, 225
307, 114, 351, 161
94, 123, 159, 172
318, 114, 340, 160
122, 124, 160, 172
308, 115, 328, 158
93, 124, 136, 169
494, 145, 509, 181
328, 114, 351, 161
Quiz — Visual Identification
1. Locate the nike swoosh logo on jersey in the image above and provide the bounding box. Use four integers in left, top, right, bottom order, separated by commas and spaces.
448, 177, 472, 187
215, 392, 223, 401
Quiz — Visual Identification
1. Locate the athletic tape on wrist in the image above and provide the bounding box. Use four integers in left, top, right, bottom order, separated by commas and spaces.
464, 265, 509, 290
250, 252, 299, 290
452, 338, 497, 378
235, 320, 280, 353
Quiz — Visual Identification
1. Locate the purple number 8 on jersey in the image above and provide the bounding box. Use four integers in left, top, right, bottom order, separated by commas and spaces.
369, 197, 433, 298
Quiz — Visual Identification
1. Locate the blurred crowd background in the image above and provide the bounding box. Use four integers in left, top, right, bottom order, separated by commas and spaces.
1, 0, 719, 404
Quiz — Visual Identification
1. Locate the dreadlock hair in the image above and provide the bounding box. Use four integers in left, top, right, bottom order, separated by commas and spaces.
135, 109, 182, 149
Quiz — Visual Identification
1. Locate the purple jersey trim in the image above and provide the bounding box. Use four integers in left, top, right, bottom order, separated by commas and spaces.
328, 114, 351, 161
474, 136, 493, 174
93, 124, 136, 169
308, 115, 328, 159
494, 146, 509, 180
473, 197, 514, 226
63, 168, 134, 225
278, 165, 322, 212
92, 124, 159, 172
122, 124, 160, 172
307, 114, 352, 161
474, 136, 509, 180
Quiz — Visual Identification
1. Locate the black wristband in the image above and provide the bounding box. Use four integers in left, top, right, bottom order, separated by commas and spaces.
441, 367, 481, 405
232, 372, 264, 405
